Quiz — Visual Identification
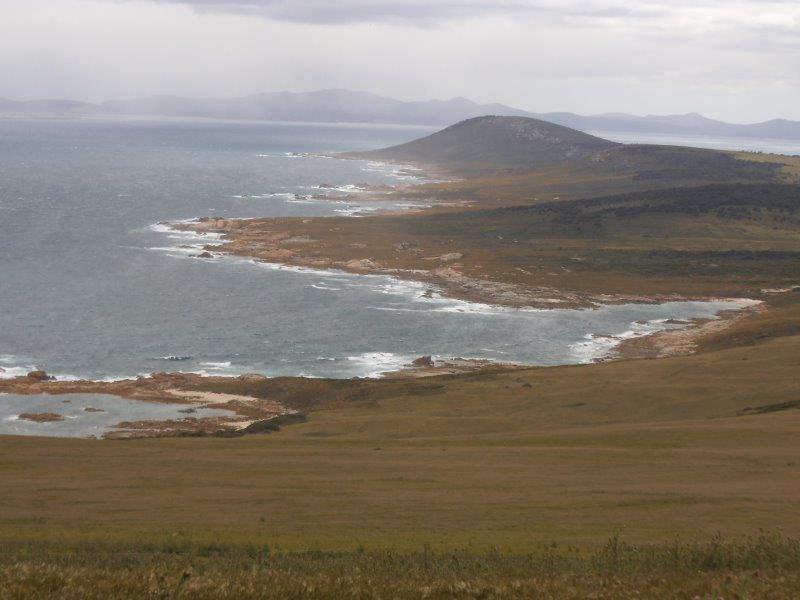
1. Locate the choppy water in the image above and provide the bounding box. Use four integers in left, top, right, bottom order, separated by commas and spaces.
0, 116, 744, 386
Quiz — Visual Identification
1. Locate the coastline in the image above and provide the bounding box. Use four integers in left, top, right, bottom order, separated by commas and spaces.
169, 215, 715, 311
0, 372, 302, 439
0, 156, 781, 439
608, 300, 765, 360
0, 298, 767, 439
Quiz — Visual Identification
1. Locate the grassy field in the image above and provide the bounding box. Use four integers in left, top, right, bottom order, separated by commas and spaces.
3, 535, 800, 598
2, 299, 799, 544
3, 139, 800, 595
2, 315, 800, 594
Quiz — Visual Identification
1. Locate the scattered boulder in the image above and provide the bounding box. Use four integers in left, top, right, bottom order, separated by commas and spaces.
393, 241, 419, 251
345, 258, 379, 271
426, 252, 463, 262
83, 407, 105, 413
18, 412, 64, 423
411, 356, 435, 368
238, 373, 268, 382
195, 251, 214, 259
284, 235, 314, 244
26, 370, 52, 381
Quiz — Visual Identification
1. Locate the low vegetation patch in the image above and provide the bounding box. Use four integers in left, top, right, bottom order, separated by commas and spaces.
2, 534, 800, 598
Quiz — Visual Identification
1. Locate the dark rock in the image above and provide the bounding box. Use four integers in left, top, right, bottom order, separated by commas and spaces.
18, 412, 63, 422
411, 355, 435, 368
26, 370, 52, 381
195, 251, 214, 259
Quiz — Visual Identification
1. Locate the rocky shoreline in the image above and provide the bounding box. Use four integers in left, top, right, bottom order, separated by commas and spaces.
1, 161, 776, 439
610, 302, 764, 360
0, 301, 764, 439
0, 357, 513, 439
0, 372, 301, 439
171, 216, 705, 311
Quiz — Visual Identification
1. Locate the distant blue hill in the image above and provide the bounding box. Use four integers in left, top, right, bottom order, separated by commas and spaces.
2, 89, 798, 140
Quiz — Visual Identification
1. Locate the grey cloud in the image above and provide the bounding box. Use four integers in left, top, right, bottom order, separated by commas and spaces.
147, 0, 529, 24
144, 0, 668, 25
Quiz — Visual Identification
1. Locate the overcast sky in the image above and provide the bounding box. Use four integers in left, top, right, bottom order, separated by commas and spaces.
1, 0, 798, 122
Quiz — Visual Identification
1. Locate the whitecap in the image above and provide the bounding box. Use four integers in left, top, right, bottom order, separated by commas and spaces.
200, 361, 233, 369
569, 317, 683, 363
346, 352, 413, 378
0, 365, 35, 380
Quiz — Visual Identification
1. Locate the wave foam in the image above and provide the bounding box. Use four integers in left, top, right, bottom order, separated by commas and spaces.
147, 220, 227, 257
346, 352, 411, 378
569, 319, 671, 363
309, 283, 342, 291
0, 365, 35, 379
200, 361, 233, 369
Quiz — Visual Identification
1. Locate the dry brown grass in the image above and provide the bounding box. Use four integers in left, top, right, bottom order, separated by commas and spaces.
3, 148, 800, 595
2, 323, 800, 551
3, 534, 800, 598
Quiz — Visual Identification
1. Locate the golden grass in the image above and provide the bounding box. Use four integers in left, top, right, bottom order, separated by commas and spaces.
737, 152, 800, 183
3, 534, 800, 598
2, 153, 799, 594
2, 323, 800, 552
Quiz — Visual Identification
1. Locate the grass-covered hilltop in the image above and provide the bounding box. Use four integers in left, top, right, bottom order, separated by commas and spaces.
3, 116, 800, 598
344, 115, 619, 169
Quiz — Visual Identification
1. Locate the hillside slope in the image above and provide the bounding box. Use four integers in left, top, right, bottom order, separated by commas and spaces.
345, 115, 618, 170
345, 115, 791, 183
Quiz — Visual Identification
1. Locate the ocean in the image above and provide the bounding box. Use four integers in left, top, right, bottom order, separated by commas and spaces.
0, 116, 747, 385
590, 130, 800, 156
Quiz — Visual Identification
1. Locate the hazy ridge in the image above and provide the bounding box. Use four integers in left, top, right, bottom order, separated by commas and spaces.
2, 89, 799, 140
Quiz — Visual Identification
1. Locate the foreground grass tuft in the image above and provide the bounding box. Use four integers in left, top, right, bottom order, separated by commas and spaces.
2, 533, 800, 598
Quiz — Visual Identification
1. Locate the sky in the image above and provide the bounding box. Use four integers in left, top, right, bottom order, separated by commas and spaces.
1, 0, 798, 122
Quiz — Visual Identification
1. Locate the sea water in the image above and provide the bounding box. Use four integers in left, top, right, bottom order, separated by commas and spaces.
0, 116, 747, 384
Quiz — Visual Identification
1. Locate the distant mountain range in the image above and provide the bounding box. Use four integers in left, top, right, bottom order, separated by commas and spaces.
2, 89, 799, 140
